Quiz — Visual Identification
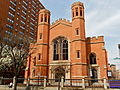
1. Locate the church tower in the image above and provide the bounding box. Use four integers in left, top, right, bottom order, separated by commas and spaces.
36, 9, 50, 78
72, 2, 85, 39
71, 2, 88, 79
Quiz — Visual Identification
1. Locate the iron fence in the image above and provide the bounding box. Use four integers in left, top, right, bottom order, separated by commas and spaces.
63, 79, 82, 87
85, 79, 104, 88
1, 77, 120, 89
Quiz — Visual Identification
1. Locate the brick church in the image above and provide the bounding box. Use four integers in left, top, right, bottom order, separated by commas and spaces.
25, 2, 108, 82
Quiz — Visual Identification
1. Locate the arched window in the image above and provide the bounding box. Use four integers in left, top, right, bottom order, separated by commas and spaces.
75, 7, 78, 16
41, 14, 43, 22
89, 53, 97, 64
80, 7, 82, 16
53, 37, 68, 60
45, 14, 47, 22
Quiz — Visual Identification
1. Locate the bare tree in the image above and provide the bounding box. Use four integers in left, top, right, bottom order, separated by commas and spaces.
3, 35, 34, 90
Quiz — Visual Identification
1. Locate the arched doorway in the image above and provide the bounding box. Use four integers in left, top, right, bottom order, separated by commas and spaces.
54, 67, 65, 82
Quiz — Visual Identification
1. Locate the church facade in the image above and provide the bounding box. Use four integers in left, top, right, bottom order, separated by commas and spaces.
25, 2, 108, 81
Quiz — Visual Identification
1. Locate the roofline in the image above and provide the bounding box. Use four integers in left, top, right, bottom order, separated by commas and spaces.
39, 1, 45, 9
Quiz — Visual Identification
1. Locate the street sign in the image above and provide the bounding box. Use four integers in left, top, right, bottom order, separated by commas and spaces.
113, 57, 120, 60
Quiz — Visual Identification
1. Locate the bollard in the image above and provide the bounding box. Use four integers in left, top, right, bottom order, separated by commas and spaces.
44, 78, 47, 87
104, 78, 107, 89
27, 78, 30, 87
25, 78, 30, 90
61, 77, 64, 88
82, 78, 85, 89
13, 76, 16, 87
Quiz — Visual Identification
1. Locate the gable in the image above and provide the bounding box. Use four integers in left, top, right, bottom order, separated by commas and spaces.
50, 19, 72, 30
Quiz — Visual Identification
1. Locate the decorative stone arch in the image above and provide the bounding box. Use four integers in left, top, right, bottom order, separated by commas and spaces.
51, 36, 68, 43
54, 66, 65, 82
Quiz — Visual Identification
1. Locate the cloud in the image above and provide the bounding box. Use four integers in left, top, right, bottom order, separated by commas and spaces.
94, 11, 120, 32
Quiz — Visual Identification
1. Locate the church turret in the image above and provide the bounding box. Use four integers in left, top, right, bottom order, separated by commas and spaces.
36, 9, 50, 78
37, 9, 50, 43
71, 2, 87, 79
72, 2, 85, 39
72, 2, 84, 20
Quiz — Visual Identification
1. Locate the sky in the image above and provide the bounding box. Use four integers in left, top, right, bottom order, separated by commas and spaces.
40, 0, 120, 69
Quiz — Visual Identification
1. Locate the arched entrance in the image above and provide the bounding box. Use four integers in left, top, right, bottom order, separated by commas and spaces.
54, 67, 65, 82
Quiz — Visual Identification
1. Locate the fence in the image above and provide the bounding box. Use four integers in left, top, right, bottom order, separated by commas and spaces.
1, 77, 120, 89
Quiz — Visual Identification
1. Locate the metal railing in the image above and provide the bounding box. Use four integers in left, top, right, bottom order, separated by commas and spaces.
1, 77, 120, 89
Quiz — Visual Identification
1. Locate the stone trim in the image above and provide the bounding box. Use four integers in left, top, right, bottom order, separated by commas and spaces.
36, 63, 87, 66
72, 17, 85, 21
72, 63, 87, 65
35, 76, 47, 78
49, 63, 71, 66
72, 76, 88, 78
50, 22, 72, 29
87, 42, 104, 44
90, 64, 99, 67
70, 39, 86, 43
36, 43, 48, 45
36, 64, 48, 66
38, 23, 49, 25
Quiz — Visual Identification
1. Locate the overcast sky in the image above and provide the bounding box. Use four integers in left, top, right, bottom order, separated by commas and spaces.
40, 0, 120, 69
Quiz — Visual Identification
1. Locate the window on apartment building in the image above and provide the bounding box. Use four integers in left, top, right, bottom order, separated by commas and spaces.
75, 7, 78, 16
53, 37, 68, 60
77, 50, 80, 58
89, 53, 97, 64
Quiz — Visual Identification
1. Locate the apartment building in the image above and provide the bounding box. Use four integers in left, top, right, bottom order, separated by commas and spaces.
0, 0, 45, 43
